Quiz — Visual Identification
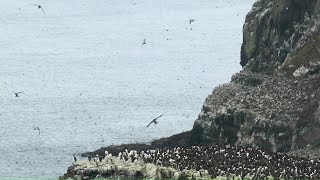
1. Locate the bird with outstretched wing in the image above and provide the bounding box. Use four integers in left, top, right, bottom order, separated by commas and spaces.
31, 4, 46, 15
13, 91, 24, 97
33, 127, 40, 135
146, 114, 164, 128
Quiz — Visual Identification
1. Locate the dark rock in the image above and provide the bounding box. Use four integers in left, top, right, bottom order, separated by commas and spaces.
63, 0, 320, 179
241, 0, 320, 72
192, 0, 320, 156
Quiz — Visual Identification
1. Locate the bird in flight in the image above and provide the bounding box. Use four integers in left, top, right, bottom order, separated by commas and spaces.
141, 39, 147, 45
13, 91, 24, 97
189, 18, 195, 24
146, 114, 164, 128
33, 127, 40, 135
31, 4, 46, 15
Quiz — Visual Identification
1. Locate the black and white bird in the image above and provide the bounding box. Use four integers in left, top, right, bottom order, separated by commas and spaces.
13, 91, 24, 97
146, 114, 164, 127
73, 154, 77, 162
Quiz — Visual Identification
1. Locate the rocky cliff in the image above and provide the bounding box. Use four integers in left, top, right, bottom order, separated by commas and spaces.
63, 1, 320, 179
192, 0, 320, 156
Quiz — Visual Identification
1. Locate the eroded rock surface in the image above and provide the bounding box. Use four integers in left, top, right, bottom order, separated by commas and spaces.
241, 0, 320, 71
192, 0, 320, 156
64, 0, 320, 179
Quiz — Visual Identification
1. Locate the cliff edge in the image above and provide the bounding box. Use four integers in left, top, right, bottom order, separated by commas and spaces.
191, 0, 320, 156
63, 0, 320, 179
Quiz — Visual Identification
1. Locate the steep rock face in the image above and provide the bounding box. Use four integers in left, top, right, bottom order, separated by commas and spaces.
192, 0, 320, 155
192, 71, 320, 153
240, 0, 320, 72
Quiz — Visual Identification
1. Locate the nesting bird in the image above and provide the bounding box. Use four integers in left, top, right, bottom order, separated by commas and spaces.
99, 144, 320, 179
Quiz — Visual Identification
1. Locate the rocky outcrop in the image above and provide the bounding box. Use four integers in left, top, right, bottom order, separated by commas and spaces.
192, 70, 320, 153
64, 144, 320, 180
192, 0, 320, 156
63, 0, 320, 179
240, 0, 320, 72
62, 157, 211, 180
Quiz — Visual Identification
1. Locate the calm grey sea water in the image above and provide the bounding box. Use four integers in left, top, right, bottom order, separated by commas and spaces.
0, 0, 254, 178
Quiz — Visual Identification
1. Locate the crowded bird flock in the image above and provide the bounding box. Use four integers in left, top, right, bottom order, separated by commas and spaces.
83, 144, 320, 179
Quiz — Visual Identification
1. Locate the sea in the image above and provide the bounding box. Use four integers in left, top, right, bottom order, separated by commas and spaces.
0, 0, 254, 178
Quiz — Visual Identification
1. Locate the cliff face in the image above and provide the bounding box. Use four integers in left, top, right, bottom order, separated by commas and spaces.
63, 1, 320, 179
240, 0, 320, 71
192, 0, 320, 156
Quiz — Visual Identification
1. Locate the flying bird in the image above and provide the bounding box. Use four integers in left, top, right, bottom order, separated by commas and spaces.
33, 127, 40, 135
141, 39, 147, 45
146, 114, 164, 128
31, 4, 46, 15
13, 91, 24, 97
189, 18, 195, 24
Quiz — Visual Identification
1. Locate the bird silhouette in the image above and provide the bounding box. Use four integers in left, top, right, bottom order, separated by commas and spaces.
13, 91, 24, 97
73, 154, 77, 162
146, 114, 164, 127
189, 19, 195, 24
31, 4, 46, 15
33, 127, 40, 135
141, 39, 147, 45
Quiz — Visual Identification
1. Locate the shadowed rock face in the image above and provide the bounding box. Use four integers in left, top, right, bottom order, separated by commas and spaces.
240, 0, 320, 72
191, 0, 320, 156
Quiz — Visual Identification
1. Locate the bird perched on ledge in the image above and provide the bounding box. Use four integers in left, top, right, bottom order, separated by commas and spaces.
146, 114, 164, 127
73, 154, 77, 162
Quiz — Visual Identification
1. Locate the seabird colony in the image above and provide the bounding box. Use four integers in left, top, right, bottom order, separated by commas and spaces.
91, 144, 320, 179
